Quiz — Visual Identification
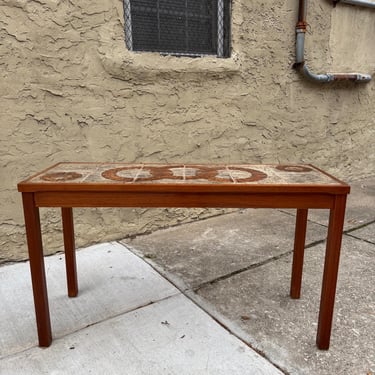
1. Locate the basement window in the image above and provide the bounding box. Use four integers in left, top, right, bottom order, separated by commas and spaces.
123, 0, 231, 58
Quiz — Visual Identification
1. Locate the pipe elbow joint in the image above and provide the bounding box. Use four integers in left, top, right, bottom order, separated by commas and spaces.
300, 64, 333, 82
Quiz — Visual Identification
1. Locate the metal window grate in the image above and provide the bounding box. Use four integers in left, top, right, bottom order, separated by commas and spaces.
123, 0, 230, 57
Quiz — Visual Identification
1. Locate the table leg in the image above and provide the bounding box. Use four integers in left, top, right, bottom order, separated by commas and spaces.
316, 194, 347, 350
290, 208, 308, 299
61, 207, 78, 297
22, 193, 52, 347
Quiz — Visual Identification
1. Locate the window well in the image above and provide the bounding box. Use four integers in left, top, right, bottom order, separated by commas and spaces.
123, 0, 231, 57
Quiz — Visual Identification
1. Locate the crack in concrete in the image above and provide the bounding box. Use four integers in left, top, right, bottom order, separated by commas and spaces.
193, 251, 294, 292
191, 219, 374, 292
344, 218, 375, 234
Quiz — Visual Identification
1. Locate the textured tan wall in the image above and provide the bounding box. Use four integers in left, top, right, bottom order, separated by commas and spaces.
1, 0, 374, 262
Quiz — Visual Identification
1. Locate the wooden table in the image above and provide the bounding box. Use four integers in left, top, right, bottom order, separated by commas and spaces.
18, 163, 350, 349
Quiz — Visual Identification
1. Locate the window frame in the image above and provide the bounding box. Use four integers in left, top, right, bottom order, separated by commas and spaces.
123, 0, 231, 58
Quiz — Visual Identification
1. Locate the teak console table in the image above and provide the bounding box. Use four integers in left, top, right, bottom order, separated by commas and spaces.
18, 163, 350, 350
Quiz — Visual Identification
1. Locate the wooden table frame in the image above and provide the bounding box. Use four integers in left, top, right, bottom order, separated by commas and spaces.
18, 163, 350, 350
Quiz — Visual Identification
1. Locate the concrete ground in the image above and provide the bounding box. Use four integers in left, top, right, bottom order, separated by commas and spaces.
1, 177, 374, 374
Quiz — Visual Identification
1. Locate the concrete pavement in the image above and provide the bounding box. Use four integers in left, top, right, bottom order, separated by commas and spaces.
0, 242, 281, 374
128, 177, 375, 374
0, 177, 374, 374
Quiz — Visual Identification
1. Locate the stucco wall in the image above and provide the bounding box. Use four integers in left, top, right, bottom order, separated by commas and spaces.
1, 0, 374, 262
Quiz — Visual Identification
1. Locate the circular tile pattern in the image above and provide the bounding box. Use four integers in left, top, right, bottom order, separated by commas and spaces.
102, 166, 268, 183
102, 166, 176, 182
212, 168, 267, 183
276, 165, 312, 173
41, 172, 83, 182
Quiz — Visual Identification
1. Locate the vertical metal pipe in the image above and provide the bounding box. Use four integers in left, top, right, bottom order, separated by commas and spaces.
298, 0, 307, 23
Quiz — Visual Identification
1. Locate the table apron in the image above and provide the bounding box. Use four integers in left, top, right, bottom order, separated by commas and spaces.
34, 191, 335, 209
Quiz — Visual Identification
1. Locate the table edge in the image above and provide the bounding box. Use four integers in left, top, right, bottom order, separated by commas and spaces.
18, 182, 350, 194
